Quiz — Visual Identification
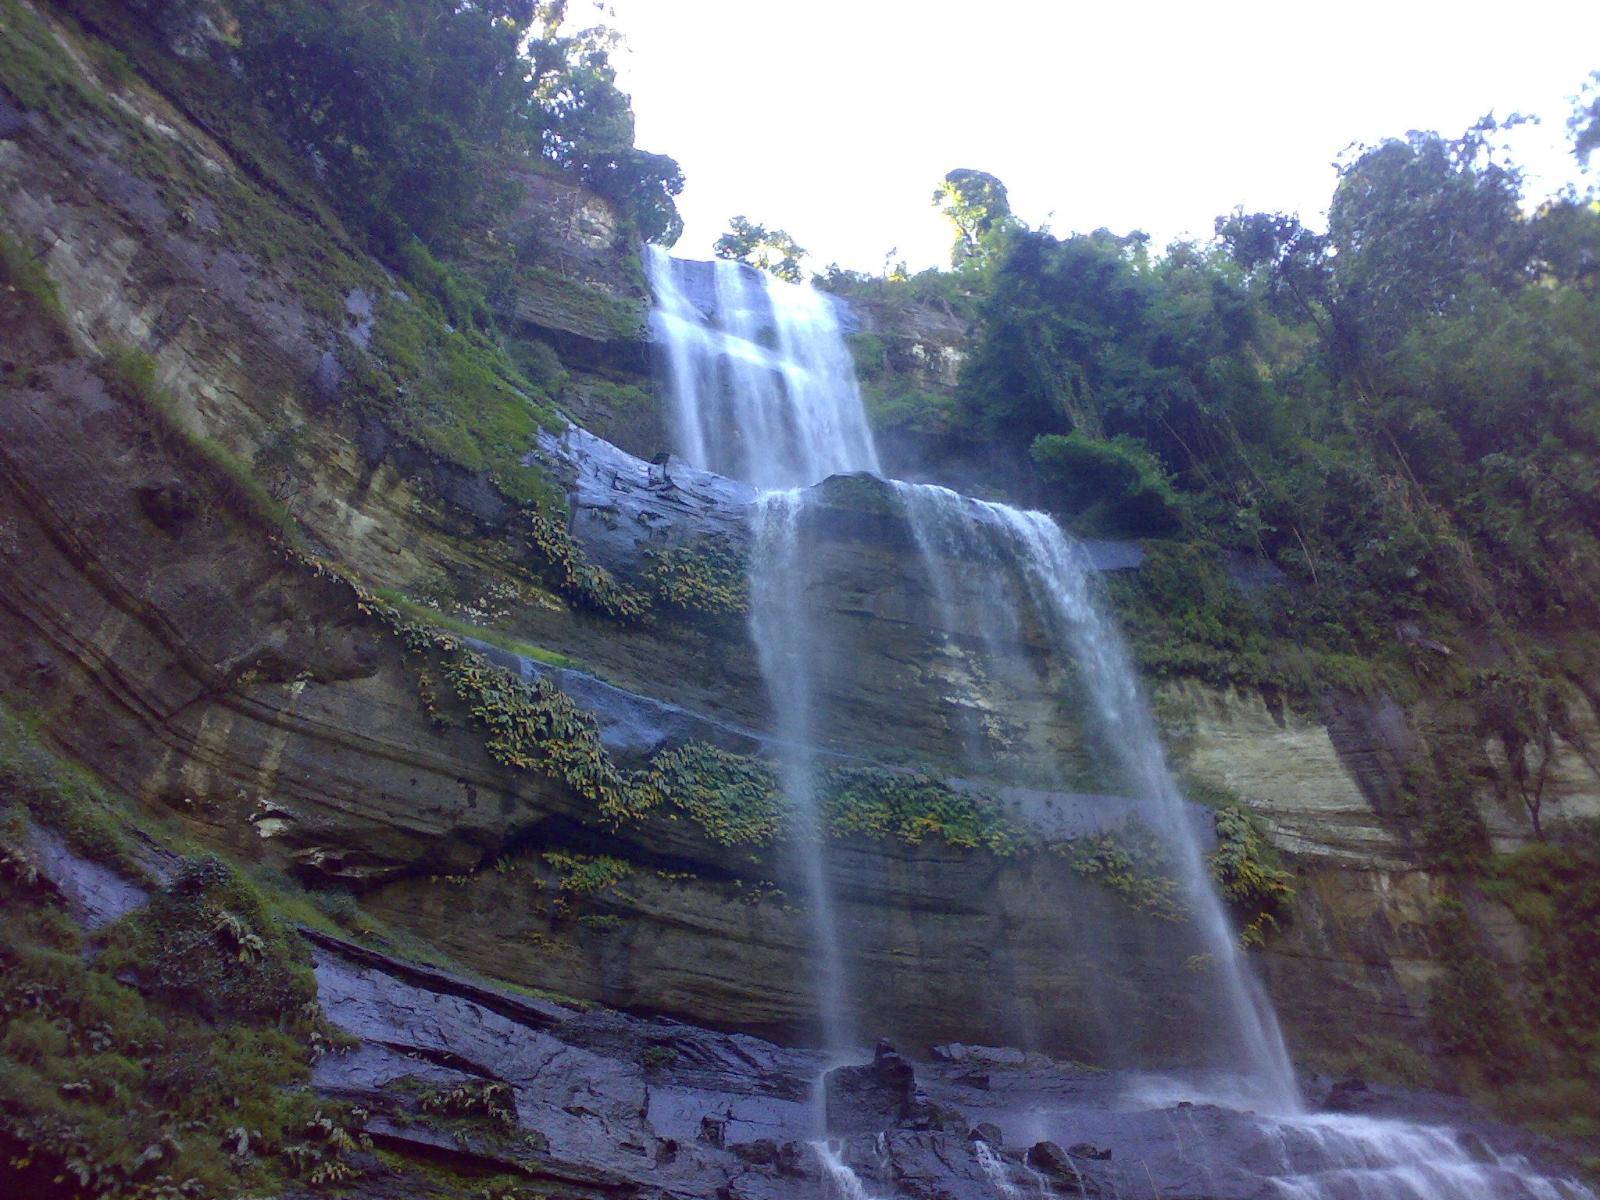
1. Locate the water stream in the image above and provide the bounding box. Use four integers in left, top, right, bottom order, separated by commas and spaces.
897, 482, 1298, 1110
643, 252, 1594, 1199
646, 246, 879, 490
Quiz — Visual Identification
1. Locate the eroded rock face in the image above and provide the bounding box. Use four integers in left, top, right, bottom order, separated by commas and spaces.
2, 8, 1587, 1076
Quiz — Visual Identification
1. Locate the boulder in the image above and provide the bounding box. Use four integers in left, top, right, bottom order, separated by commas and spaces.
823, 1039, 961, 1134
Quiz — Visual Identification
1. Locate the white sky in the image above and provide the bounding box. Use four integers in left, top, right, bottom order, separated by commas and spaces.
601, 0, 1600, 273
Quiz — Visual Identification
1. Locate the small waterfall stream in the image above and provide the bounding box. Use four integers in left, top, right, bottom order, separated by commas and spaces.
749, 489, 857, 1058
643, 252, 1595, 1200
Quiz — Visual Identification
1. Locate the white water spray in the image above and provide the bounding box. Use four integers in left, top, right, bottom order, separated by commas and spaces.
750, 491, 858, 1059
974, 1139, 1023, 1200
896, 482, 1298, 1108
1261, 1112, 1596, 1200
645, 246, 879, 490
812, 1140, 885, 1200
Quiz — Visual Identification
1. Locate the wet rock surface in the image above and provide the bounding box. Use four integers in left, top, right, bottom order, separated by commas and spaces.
304, 928, 1594, 1199
16, 757, 1598, 1200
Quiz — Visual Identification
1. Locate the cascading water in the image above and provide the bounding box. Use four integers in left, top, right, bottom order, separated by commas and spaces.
749, 488, 857, 1059
644, 252, 1596, 1200
646, 245, 879, 491
896, 483, 1298, 1111
973, 1139, 1025, 1200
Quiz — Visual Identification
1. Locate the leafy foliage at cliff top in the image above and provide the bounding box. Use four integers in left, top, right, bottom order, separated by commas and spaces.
135, 0, 682, 254
838, 108, 1600, 850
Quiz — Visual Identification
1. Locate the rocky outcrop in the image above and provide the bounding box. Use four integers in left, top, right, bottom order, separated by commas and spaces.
4, 0, 1593, 1094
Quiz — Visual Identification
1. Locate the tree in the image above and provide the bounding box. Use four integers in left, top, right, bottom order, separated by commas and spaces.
1327, 121, 1528, 366
1214, 210, 1332, 334
229, 0, 683, 252
1571, 70, 1600, 168
713, 216, 807, 283
933, 169, 1015, 266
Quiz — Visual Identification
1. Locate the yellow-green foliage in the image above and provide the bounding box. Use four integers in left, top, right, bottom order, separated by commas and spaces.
652, 743, 783, 846
331, 580, 1202, 920
542, 850, 630, 897
439, 647, 655, 824
1061, 826, 1186, 921
1209, 805, 1296, 947
418, 1081, 518, 1132
823, 768, 1022, 853
523, 512, 648, 619
377, 591, 583, 670
643, 536, 750, 618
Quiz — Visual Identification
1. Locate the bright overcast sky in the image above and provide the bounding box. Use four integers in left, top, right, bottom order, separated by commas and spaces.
602, 0, 1600, 274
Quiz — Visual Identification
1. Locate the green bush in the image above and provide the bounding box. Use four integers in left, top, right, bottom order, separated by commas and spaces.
1032, 432, 1186, 536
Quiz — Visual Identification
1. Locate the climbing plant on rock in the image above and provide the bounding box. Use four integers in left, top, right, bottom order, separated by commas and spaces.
642, 536, 750, 618
1209, 805, 1295, 947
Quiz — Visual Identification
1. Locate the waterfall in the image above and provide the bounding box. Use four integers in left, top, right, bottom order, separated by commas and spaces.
646, 249, 877, 1062
1258, 1112, 1594, 1200
974, 1139, 1025, 1200
644, 253, 1597, 1198
645, 245, 880, 491
895, 482, 1299, 1110
750, 490, 858, 1058
812, 1140, 885, 1200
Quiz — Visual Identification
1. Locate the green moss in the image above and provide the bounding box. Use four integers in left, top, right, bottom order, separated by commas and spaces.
16, 0, 367, 321
98, 855, 318, 1027
376, 591, 584, 670
863, 379, 963, 437
96, 344, 307, 549
816, 472, 901, 516
1102, 539, 1399, 700
1033, 432, 1185, 537
0, 723, 366, 1196
0, 701, 143, 877
0, 229, 68, 334
1303, 1035, 1438, 1089
847, 332, 888, 378
503, 335, 570, 394
355, 294, 561, 508
0, 0, 117, 126
514, 265, 648, 341
1425, 898, 1531, 1080
1483, 839, 1600, 1057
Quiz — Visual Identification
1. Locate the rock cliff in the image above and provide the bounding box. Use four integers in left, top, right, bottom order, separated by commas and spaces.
3, 3, 1598, 1194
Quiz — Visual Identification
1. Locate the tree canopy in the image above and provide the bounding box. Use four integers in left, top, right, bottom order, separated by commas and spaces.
222, 0, 683, 253
933, 169, 1015, 267
713, 216, 808, 283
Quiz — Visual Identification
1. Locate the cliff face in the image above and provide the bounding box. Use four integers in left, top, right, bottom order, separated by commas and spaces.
4, 0, 1598, 1125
